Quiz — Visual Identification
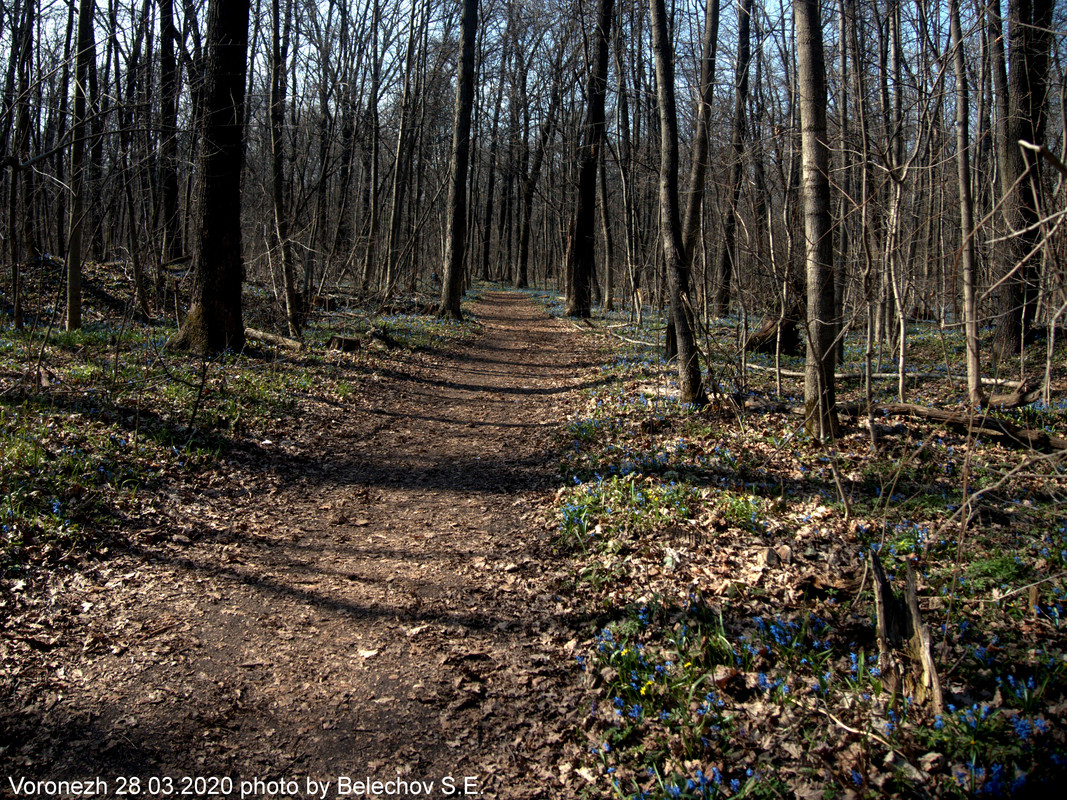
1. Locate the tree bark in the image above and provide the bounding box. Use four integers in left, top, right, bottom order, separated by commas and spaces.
270, 0, 301, 336
66, 0, 97, 332
6, 0, 34, 330
993, 0, 1056, 361
168, 0, 250, 354
648, 0, 706, 407
515, 61, 562, 290
949, 0, 983, 407
795, 0, 838, 438
681, 0, 720, 269
158, 0, 182, 262
564, 0, 614, 318
713, 0, 750, 317
438, 0, 479, 319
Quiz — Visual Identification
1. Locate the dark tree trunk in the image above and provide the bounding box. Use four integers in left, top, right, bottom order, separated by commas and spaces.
515, 72, 561, 289
992, 0, 1056, 361
66, 0, 97, 332
713, 0, 751, 317
648, 0, 706, 407
564, 0, 614, 318
6, 0, 34, 329
439, 0, 479, 319
158, 0, 182, 262
168, 0, 250, 354
681, 0, 720, 266
949, 0, 983, 405
270, 0, 301, 336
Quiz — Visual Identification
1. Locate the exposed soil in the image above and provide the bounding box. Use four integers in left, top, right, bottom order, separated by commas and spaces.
1, 292, 601, 799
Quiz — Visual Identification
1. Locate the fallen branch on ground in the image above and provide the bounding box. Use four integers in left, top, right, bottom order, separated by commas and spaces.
745, 362, 1024, 390
837, 401, 1067, 452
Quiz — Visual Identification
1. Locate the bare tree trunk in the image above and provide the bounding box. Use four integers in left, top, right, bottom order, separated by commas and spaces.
168, 0, 250, 354
6, 0, 34, 330
795, 0, 837, 438
599, 145, 615, 311
665, 0, 719, 354
564, 0, 614, 318
648, 0, 706, 407
438, 0, 479, 319
384, 0, 426, 298
681, 0, 720, 266
515, 59, 562, 289
950, 0, 983, 406
360, 0, 383, 295
612, 11, 639, 316
480, 13, 513, 284
270, 0, 300, 336
992, 0, 1056, 362
158, 0, 182, 262
713, 0, 751, 317
66, 0, 97, 332
118, 0, 152, 319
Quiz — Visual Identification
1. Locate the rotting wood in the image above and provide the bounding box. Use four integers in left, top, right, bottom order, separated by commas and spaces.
905, 560, 943, 713
325, 328, 398, 352
870, 552, 942, 711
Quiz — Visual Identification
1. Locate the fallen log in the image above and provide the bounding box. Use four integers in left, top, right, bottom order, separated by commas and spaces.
838, 401, 1067, 452
986, 378, 1044, 409
244, 327, 303, 351
745, 362, 1024, 390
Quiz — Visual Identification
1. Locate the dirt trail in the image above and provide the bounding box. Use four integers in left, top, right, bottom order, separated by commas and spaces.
2, 293, 600, 799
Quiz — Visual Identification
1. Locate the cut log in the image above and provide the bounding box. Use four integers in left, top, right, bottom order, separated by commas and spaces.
244, 327, 303, 351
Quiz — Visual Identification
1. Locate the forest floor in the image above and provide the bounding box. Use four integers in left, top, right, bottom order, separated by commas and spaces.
4, 273, 1067, 799
1, 291, 598, 798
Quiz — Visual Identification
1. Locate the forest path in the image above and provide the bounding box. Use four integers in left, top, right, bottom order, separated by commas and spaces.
4, 292, 600, 798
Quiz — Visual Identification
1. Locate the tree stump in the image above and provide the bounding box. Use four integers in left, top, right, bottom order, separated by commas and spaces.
870, 552, 943, 712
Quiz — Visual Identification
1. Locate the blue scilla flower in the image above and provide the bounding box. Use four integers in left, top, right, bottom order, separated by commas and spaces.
1013, 716, 1033, 741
